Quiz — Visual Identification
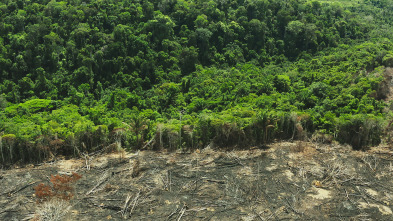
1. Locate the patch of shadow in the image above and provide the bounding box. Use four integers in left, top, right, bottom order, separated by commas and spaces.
213, 155, 241, 168
335, 200, 360, 217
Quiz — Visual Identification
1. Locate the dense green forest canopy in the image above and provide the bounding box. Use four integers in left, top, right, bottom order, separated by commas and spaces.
1, 0, 393, 165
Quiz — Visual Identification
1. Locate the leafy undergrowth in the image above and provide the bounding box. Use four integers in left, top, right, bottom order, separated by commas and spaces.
0, 141, 393, 220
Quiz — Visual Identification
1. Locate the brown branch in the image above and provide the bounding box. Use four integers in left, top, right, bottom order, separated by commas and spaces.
142, 138, 155, 150
1, 181, 38, 196
86, 172, 109, 195
88, 200, 122, 211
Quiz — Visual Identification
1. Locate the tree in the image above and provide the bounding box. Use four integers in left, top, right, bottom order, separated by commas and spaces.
71, 23, 91, 48
144, 12, 175, 46
247, 19, 267, 50
194, 14, 209, 28
0, 94, 6, 110
124, 115, 149, 148
195, 28, 212, 65
179, 46, 198, 75
285, 20, 305, 57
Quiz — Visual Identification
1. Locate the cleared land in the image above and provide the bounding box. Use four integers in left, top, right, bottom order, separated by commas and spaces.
1, 141, 393, 220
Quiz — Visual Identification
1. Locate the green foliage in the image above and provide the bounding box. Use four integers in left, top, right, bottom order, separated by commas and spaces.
18, 99, 55, 114
382, 52, 393, 67
274, 75, 291, 92
336, 114, 383, 149
1, 0, 393, 164
0, 94, 6, 110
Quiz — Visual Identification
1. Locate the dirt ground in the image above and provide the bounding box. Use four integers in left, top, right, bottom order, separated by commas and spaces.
1, 141, 393, 221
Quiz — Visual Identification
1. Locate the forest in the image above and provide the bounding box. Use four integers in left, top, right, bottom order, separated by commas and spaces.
1, 0, 393, 165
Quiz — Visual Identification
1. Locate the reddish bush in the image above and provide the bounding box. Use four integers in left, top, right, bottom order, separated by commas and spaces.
34, 183, 54, 202
35, 172, 82, 203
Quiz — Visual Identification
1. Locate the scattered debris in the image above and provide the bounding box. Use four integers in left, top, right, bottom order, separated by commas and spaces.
0, 141, 392, 220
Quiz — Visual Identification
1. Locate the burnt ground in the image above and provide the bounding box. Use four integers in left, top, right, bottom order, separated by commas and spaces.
1, 141, 393, 221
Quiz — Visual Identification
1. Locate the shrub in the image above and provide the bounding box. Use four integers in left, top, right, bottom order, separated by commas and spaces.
35, 199, 71, 221
1, 134, 16, 164
336, 115, 382, 149
35, 172, 82, 203
382, 52, 393, 67
34, 183, 54, 202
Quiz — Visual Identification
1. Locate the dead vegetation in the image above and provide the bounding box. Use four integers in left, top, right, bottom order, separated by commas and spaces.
0, 142, 393, 220
33, 199, 71, 221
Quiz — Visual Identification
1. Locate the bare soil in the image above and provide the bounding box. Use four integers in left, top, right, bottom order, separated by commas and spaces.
1, 141, 393, 220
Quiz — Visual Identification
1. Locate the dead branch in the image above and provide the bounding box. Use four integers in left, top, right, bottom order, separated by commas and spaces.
265, 207, 283, 221
1, 181, 38, 196
357, 185, 385, 204
160, 175, 170, 191
83, 152, 91, 170
160, 171, 172, 191
85, 172, 109, 195
142, 138, 155, 150
167, 206, 180, 221
0, 203, 19, 214
254, 210, 264, 221
21, 213, 36, 221
374, 151, 393, 157
112, 167, 130, 175
226, 152, 244, 166
177, 205, 187, 221
283, 196, 301, 215
121, 194, 132, 218
355, 186, 370, 205
274, 179, 302, 216
322, 161, 356, 187
360, 155, 379, 172
88, 200, 122, 211
344, 188, 355, 204
104, 198, 123, 201
374, 181, 393, 192
168, 170, 172, 192
204, 179, 225, 184
129, 190, 141, 217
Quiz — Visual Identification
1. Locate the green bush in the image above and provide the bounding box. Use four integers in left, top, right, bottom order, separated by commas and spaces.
336, 114, 383, 149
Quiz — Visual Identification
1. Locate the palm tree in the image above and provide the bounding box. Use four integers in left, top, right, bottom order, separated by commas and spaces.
124, 115, 148, 148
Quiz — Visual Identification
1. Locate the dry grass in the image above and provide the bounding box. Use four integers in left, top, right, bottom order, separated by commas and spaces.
290, 141, 305, 153
34, 199, 71, 221
361, 155, 379, 172
289, 142, 318, 161
322, 161, 356, 187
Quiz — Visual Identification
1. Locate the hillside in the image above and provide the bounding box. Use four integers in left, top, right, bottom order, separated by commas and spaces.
1, 142, 393, 220
1, 0, 393, 166
3, 0, 393, 220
